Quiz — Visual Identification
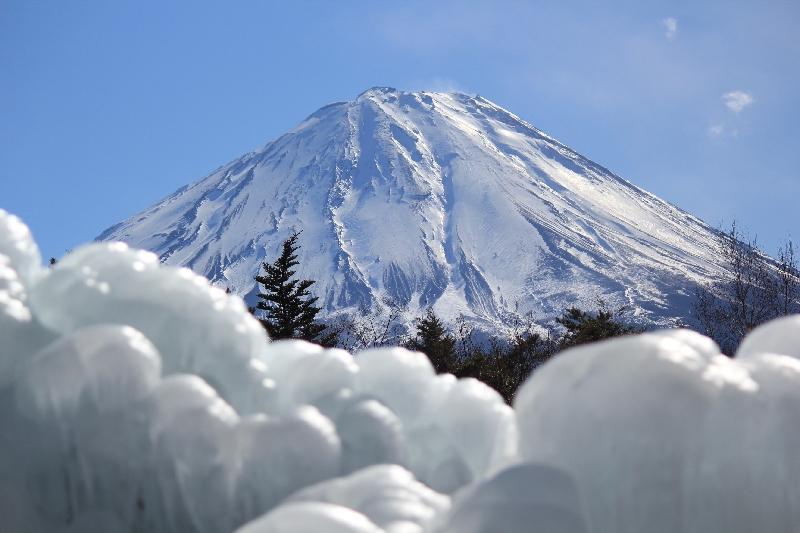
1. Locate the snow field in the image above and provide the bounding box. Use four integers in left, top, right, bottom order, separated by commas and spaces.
99, 88, 726, 330
2, 208, 800, 532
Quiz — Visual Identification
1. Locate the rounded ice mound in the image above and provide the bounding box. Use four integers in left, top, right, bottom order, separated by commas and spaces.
405, 376, 517, 493
684, 351, 800, 532
16, 324, 161, 419
513, 324, 800, 532
735, 314, 800, 359
438, 463, 587, 533
0, 254, 55, 387
28, 242, 272, 414
426, 378, 517, 480
0, 254, 27, 305
235, 502, 382, 533
8, 325, 162, 532
514, 331, 721, 533
147, 374, 239, 439
650, 327, 721, 358
0, 209, 43, 287
144, 375, 241, 533
263, 340, 358, 412
354, 348, 517, 492
231, 406, 342, 524
355, 347, 436, 423
334, 398, 407, 474
287, 464, 449, 533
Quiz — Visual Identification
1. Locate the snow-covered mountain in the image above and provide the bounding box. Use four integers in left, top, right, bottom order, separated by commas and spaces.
98, 87, 723, 328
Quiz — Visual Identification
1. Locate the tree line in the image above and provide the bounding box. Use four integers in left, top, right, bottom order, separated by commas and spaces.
252, 230, 637, 402
692, 222, 800, 354
251, 224, 800, 403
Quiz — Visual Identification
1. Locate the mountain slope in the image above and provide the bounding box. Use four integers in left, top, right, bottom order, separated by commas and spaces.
98, 87, 723, 327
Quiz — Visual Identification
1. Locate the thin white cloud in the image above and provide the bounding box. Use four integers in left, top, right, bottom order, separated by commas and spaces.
722, 91, 754, 113
663, 17, 678, 40
708, 124, 724, 137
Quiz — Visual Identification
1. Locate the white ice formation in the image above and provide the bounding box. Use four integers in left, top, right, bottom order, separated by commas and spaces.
2, 208, 800, 532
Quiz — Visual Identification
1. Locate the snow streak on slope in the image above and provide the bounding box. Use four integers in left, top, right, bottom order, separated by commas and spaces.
98, 87, 723, 326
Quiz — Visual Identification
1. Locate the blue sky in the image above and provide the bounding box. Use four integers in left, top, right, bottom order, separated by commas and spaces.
2, 1, 798, 259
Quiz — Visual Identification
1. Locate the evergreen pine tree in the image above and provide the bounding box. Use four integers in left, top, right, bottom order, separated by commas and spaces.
406, 308, 456, 373
254, 231, 327, 342
556, 306, 632, 349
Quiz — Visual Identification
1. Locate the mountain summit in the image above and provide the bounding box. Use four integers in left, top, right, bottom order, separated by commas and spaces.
98, 88, 722, 327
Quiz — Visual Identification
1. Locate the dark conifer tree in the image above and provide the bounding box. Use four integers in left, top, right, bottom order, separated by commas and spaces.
556, 306, 632, 349
254, 231, 326, 342
406, 308, 456, 373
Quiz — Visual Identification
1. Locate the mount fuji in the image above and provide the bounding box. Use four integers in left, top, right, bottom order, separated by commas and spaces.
98, 87, 723, 329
